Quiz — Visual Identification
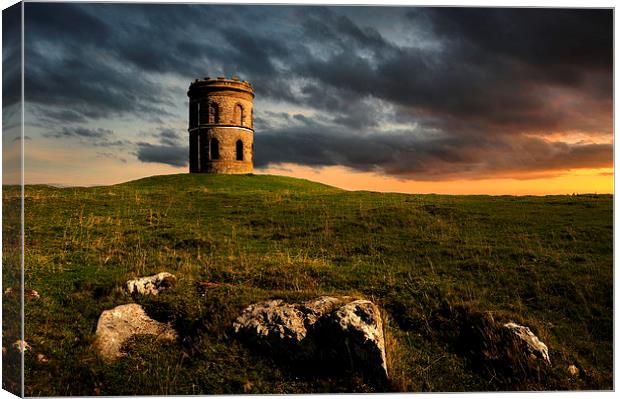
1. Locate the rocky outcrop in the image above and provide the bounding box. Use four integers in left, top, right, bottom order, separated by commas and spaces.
323, 300, 388, 378
503, 322, 550, 364
125, 272, 176, 296
233, 296, 387, 381
452, 309, 554, 386
94, 303, 177, 361
233, 299, 307, 349
299, 296, 347, 325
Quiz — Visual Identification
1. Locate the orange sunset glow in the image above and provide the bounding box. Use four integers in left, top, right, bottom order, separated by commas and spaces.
259, 164, 614, 196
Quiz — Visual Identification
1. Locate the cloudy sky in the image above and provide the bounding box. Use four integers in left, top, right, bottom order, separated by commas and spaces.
3, 2, 614, 194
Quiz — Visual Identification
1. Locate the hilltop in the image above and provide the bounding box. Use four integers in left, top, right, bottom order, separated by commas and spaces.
4, 174, 613, 394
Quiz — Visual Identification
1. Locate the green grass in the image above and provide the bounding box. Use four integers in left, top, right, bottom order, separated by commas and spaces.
2, 185, 23, 395
4, 173, 613, 394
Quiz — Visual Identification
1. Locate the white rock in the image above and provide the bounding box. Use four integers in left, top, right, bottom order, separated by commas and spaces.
26, 289, 40, 299
233, 300, 307, 343
94, 303, 177, 361
233, 296, 388, 381
503, 322, 550, 364
328, 300, 388, 380
12, 340, 31, 353
299, 296, 345, 325
125, 272, 176, 296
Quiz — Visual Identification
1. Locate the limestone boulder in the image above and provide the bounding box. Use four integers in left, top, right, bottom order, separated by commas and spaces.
323, 300, 388, 379
125, 272, 176, 296
233, 296, 388, 381
299, 296, 348, 325
233, 300, 307, 351
503, 322, 550, 364
94, 303, 177, 361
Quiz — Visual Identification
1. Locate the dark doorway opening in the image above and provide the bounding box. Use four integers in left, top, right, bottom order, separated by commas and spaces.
210, 138, 220, 160
236, 140, 244, 161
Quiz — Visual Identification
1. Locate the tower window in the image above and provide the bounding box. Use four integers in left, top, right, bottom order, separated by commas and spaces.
209, 102, 219, 124
236, 140, 244, 161
234, 104, 244, 126
210, 138, 220, 160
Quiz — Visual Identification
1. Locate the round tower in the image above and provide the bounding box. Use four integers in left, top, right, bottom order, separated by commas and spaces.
187, 76, 254, 174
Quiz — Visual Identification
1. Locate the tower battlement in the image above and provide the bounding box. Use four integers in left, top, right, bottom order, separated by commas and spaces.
187, 76, 255, 174
188, 76, 254, 95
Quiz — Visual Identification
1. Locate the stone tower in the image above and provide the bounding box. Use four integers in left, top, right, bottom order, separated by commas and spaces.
187, 76, 254, 173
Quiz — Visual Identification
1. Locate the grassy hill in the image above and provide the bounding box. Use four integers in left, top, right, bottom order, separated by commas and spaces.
4, 173, 613, 394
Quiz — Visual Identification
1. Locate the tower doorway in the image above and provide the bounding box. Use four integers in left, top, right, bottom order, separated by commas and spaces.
236, 140, 244, 161
210, 138, 220, 160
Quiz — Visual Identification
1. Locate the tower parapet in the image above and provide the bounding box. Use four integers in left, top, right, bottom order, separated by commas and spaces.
187, 76, 254, 174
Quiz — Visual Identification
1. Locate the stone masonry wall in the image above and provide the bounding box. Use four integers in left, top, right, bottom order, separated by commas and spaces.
203, 93, 253, 128
202, 127, 253, 174
188, 77, 255, 174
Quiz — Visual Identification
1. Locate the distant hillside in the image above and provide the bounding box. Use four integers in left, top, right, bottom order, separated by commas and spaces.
7, 174, 613, 394
119, 173, 342, 193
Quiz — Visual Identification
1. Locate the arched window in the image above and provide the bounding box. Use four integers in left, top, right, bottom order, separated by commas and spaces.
234, 104, 244, 126
210, 138, 219, 160
236, 140, 244, 161
209, 102, 219, 124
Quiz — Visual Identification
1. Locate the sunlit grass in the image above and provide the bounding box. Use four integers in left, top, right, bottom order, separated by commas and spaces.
5, 173, 612, 394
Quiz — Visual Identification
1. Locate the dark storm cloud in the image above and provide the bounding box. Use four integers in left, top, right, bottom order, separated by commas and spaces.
296, 6, 392, 58
135, 142, 188, 167
419, 8, 612, 73
156, 128, 182, 146
43, 126, 131, 149
134, 127, 187, 166
24, 3, 612, 178
256, 119, 612, 180
293, 7, 612, 136
256, 6, 611, 178
35, 109, 88, 124
23, 3, 181, 121
25, 1, 109, 43
23, 3, 294, 123
2, 3, 21, 110
45, 127, 114, 139
25, 43, 173, 121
